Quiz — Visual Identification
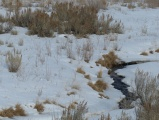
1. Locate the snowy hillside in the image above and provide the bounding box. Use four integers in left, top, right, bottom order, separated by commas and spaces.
0, 0, 159, 120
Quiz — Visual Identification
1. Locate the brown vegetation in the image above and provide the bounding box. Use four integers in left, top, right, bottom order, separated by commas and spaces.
0, 104, 26, 118
88, 80, 108, 92
96, 51, 119, 69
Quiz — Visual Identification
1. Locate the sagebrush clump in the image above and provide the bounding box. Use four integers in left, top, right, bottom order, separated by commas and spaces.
11, 2, 123, 37
0, 104, 26, 118
6, 50, 22, 72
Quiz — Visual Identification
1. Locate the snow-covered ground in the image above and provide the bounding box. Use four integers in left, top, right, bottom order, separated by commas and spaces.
0, 1, 159, 120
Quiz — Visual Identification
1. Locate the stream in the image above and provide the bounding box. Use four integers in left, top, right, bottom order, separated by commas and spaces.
109, 61, 152, 109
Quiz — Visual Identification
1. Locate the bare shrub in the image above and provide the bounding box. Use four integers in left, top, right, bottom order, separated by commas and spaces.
6, 50, 22, 72
134, 70, 159, 120
0, 22, 13, 34
61, 101, 88, 120
96, 51, 119, 69
18, 39, 23, 46
117, 111, 132, 120
86, 0, 107, 10
0, 104, 26, 118
99, 114, 111, 120
45, 41, 52, 56
0, 40, 4, 45
34, 102, 44, 113
145, 0, 159, 8
66, 43, 75, 60
11, 29, 18, 35
97, 14, 124, 35
127, 3, 136, 9
82, 40, 94, 62
7, 42, 14, 47
141, 25, 147, 35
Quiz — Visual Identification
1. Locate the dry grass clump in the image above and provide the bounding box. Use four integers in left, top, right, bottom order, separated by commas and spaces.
11, 30, 18, 35
76, 67, 85, 75
82, 40, 94, 62
34, 102, 44, 113
84, 74, 91, 80
99, 114, 111, 120
78, 0, 107, 10
97, 14, 124, 35
140, 52, 148, 56
0, 104, 26, 118
98, 93, 109, 99
145, 0, 159, 8
43, 99, 52, 104
88, 80, 108, 92
96, 51, 119, 69
68, 102, 78, 110
61, 101, 88, 120
0, 40, 4, 45
155, 48, 159, 53
97, 69, 103, 78
18, 39, 24, 46
7, 42, 14, 47
67, 91, 77, 96
134, 70, 159, 120
6, 50, 22, 72
127, 3, 136, 9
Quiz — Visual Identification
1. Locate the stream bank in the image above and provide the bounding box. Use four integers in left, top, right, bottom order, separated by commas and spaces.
109, 60, 152, 109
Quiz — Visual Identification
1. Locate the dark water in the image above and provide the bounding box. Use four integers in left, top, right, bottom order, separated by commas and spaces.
109, 61, 151, 109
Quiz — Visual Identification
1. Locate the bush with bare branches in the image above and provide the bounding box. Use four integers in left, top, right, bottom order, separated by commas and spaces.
6, 50, 22, 72
61, 101, 88, 120
135, 70, 159, 120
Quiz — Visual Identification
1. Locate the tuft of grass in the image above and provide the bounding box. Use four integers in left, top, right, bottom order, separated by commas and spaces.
14, 104, 26, 116
88, 80, 108, 92
0, 104, 26, 118
11, 30, 18, 35
7, 42, 14, 47
61, 101, 88, 120
98, 93, 109, 99
84, 74, 91, 80
140, 52, 148, 56
96, 51, 119, 69
6, 50, 22, 72
127, 3, 136, 9
97, 69, 103, 78
0, 40, 4, 45
34, 102, 44, 113
67, 91, 76, 96
155, 48, 159, 53
43, 99, 52, 104
76, 67, 85, 75
18, 39, 24, 46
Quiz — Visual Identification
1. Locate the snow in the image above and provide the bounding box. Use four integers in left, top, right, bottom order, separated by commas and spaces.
0, 1, 159, 120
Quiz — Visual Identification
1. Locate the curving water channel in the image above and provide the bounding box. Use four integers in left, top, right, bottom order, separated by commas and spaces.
109, 61, 152, 109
